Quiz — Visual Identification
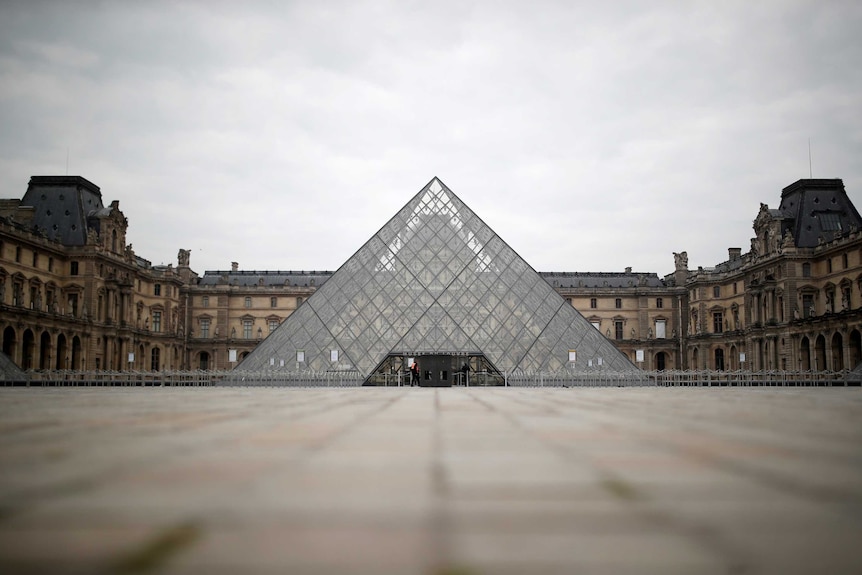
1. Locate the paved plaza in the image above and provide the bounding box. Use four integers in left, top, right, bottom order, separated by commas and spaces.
1, 387, 862, 574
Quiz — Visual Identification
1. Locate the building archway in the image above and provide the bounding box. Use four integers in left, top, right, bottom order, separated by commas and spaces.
799, 337, 811, 370
3, 326, 17, 363
151, 347, 161, 371
71, 336, 82, 370
850, 330, 862, 369
56, 334, 68, 369
22, 329, 35, 370
714, 347, 725, 371
654, 352, 667, 371
199, 351, 210, 370
691, 347, 699, 370
831, 332, 844, 371
39, 331, 51, 369
814, 334, 827, 370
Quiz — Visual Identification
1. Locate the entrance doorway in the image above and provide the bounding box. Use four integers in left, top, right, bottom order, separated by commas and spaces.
364, 352, 505, 386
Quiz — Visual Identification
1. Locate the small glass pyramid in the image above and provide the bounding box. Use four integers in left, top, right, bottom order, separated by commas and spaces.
236, 177, 637, 382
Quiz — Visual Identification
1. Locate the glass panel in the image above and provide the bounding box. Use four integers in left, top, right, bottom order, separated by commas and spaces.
237, 177, 637, 376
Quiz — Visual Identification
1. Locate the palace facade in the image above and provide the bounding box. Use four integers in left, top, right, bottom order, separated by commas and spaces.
1, 175, 860, 372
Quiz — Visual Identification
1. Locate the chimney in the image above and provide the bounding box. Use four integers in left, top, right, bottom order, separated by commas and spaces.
625, 267, 632, 273
728, 248, 741, 260
231, 261, 239, 272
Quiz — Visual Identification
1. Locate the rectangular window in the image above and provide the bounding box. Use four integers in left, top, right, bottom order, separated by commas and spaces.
154, 284, 161, 296
243, 319, 253, 339
202, 296, 209, 308
615, 298, 622, 309
656, 298, 663, 309
200, 318, 210, 338
152, 311, 162, 333
245, 297, 252, 308
15, 247, 21, 263
655, 320, 666, 339
268, 319, 278, 332
713, 312, 723, 333
733, 282, 738, 295
614, 320, 624, 340
32, 253, 38, 268
48, 257, 54, 272
713, 286, 721, 298
827, 259, 833, 273
590, 298, 597, 309
70, 261, 79, 275
270, 297, 278, 308
802, 263, 811, 277
843, 253, 849, 269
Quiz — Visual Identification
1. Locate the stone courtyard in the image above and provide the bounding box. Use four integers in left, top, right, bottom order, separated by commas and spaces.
1, 387, 861, 574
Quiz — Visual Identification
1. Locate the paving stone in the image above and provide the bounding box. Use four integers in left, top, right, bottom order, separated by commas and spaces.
1, 387, 861, 574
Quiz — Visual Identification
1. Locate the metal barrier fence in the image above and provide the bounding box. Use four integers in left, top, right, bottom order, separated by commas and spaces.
647, 369, 855, 387
4, 369, 858, 387
505, 371, 652, 387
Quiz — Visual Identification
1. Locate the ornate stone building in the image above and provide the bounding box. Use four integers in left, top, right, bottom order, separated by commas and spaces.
185, 265, 325, 370
680, 179, 862, 371
0, 176, 193, 371
1, 175, 861, 372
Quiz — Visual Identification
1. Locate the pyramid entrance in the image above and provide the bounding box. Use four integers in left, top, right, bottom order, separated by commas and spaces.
236, 177, 637, 381
366, 352, 504, 387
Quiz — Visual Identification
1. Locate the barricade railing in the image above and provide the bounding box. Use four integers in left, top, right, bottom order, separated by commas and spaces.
5, 369, 856, 387
646, 369, 850, 387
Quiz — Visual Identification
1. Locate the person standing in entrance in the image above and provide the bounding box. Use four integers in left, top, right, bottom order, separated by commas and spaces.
410, 360, 420, 386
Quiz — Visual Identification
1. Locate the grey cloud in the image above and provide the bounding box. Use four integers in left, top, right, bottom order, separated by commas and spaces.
0, 0, 860, 275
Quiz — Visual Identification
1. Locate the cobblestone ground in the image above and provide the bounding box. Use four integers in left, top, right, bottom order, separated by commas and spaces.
1, 387, 861, 574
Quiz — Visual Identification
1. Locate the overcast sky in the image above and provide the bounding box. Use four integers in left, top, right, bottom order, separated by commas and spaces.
1, 1, 860, 278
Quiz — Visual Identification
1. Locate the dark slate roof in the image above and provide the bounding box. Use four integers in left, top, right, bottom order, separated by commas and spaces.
778, 179, 862, 248
20, 176, 105, 246
198, 270, 335, 287
201, 270, 666, 289
539, 271, 665, 288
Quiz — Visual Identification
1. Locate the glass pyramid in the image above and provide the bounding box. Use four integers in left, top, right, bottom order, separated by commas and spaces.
236, 177, 637, 380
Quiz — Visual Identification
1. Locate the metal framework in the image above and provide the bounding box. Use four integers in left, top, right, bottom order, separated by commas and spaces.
235, 177, 636, 381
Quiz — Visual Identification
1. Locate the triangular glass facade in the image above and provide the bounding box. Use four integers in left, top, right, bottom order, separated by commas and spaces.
236, 178, 637, 379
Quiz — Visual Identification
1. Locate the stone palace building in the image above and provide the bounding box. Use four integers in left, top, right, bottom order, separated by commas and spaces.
1, 175, 861, 373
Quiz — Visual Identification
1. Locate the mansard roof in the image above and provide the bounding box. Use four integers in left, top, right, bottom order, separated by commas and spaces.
21, 175, 105, 246
198, 270, 334, 287
777, 179, 862, 248
540, 271, 666, 289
